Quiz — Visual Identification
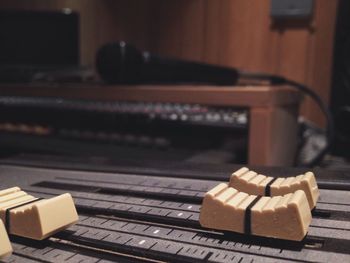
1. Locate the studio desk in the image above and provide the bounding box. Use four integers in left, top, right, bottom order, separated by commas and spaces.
0, 84, 301, 166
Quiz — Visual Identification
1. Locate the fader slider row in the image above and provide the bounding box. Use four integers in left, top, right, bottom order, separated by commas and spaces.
0, 187, 79, 240
199, 183, 312, 241
230, 167, 319, 209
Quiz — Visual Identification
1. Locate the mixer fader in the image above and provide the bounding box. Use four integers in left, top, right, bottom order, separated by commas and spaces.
0, 156, 349, 262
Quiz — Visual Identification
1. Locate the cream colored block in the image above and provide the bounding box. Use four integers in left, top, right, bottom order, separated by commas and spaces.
252, 190, 312, 241
271, 172, 319, 209
0, 190, 28, 203
0, 194, 36, 210
200, 183, 247, 233
200, 184, 312, 241
229, 167, 319, 208
230, 168, 273, 195
0, 187, 21, 197
206, 183, 229, 198
0, 219, 12, 259
0, 187, 79, 240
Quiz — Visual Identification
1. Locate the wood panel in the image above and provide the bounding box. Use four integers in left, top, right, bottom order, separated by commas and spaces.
0, 0, 338, 125
0, 84, 301, 107
249, 105, 299, 165
305, 0, 338, 125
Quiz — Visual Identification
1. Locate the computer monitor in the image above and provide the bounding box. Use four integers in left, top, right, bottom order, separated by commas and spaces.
0, 9, 79, 67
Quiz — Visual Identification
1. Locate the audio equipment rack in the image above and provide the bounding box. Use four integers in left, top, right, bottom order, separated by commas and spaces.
0, 84, 301, 166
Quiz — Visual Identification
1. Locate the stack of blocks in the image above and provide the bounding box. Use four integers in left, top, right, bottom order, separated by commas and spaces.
200, 167, 320, 241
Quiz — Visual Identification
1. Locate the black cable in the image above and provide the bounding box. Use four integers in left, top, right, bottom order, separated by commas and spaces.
239, 72, 334, 167
335, 106, 350, 143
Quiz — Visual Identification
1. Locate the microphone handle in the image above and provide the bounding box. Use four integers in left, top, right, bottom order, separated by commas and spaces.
139, 52, 239, 85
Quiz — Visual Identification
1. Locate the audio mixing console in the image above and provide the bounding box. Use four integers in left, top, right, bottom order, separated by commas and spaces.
0, 155, 349, 262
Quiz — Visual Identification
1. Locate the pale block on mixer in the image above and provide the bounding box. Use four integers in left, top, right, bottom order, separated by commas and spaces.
0, 219, 12, 259
200, 183, 312, 241
0, 187, 79, 240
251, 190, 312, 241
229, 167, 319, 208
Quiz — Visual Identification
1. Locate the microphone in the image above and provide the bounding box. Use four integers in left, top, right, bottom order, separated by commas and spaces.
96, 41, 239, 85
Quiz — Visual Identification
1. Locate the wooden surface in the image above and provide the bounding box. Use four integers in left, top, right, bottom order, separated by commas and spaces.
0, 0, 338, 126
0, 84, 301, 107
0, 84, 301, 166
249, 105, 299, 165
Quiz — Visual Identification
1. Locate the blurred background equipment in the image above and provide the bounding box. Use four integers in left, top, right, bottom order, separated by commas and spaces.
96, 41, 239, 85
0, 9, 93, 83
270, 0, 314, 18
0, 85, 300, 166
0, 1, 340, 168
95, 41, 334, 167
0, 0, 335, 125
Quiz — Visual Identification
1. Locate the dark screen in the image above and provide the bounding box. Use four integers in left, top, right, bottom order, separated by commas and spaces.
0, 10, 79, 66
